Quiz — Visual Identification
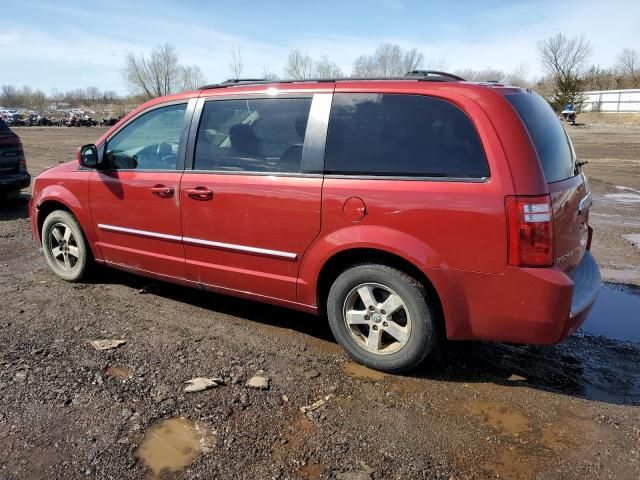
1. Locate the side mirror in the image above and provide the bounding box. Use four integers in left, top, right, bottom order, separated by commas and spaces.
78, 144, 99, 168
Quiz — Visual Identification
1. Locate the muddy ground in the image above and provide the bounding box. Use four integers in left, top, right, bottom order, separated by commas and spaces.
0, 126, 639, 480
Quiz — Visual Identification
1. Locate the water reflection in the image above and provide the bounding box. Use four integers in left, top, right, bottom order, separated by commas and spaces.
581, 283, 640, 342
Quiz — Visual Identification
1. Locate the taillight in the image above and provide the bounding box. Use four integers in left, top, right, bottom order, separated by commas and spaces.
17, 140, 26, 171
506, 195, 554, 267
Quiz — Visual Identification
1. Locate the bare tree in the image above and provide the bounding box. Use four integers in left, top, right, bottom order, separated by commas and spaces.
538, 34, 592, 79
1, 85, 49, 109
229, 47, 245, 79
504, 63, 530, 88
1, 85, 20, 106
86, 86, 101, 103
180, 65, 207, 90
617, 48, 639, 77
30, 88, 47, 109
351, 43, 427, 77
401, 48, 424, 73
425, 58, 449, 71
352, 55, 378, 77
537, 33, 592, 111
262, 66, 278, 80
284, 49, 315, 79
374, 43, 404, 76
122, 43, 180, 98
314, 55, 344, 78
450, 65, 529, 87
582, 65, 617, 91
454, 68, 505, 82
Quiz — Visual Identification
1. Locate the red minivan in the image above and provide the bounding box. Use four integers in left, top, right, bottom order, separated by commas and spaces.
29, 72, 600, 372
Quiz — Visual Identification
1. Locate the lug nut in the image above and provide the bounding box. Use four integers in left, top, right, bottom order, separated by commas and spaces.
381, 310, 386, 315
364, 315, 370, 320
383, 322, 388, 327
372, 325, 378, 331
368, 306, 375, 311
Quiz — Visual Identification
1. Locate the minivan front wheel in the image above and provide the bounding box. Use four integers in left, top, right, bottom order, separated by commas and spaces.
42, 210, 89, 282
327, 264, 435, 372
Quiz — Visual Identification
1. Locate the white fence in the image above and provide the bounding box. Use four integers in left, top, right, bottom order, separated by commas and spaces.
582, 89, 640, 112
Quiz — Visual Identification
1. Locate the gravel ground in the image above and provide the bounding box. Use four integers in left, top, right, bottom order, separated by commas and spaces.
0, 126, 639, 479
568, 125, 640, 285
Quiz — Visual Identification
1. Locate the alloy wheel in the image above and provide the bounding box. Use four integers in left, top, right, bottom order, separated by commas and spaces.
48, 222, 80, 271
342, 282, 412, 355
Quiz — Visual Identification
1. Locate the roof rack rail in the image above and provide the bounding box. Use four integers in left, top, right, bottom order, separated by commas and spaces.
221, 78, 269, 84
405, 70, 466, 81
198, 73, 464, 90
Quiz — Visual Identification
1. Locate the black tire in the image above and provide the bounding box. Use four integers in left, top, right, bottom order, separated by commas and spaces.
327, 264, 435, 373
41, 210, 90, 282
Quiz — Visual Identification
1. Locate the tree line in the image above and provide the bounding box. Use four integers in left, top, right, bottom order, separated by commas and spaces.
2, 37, 639, 113
0, 85, 121, 110
119, 38, 640, 113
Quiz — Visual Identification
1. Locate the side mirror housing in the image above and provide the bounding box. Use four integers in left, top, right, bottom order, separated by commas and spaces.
78, 144, 99, 168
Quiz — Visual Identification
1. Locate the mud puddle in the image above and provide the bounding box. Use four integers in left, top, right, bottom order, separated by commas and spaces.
136, 416, 214, 475
581, 283, 640, 342
463, 398, 613, 479
604, 185, 640, 204
342, 362, 388, 381
465, 400, 529, 437
623, 233, 640, 247
105, 365, 131, 380
604, 192, 640, 204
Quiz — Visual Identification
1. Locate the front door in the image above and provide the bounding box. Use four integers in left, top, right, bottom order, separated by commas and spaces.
89, 101, 192, 279
180, 94, 330, 302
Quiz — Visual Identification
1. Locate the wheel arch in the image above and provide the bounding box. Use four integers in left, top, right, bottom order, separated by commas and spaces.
36, 194, 101, 261
37, 199, 74, 241
314, 247, 446, 339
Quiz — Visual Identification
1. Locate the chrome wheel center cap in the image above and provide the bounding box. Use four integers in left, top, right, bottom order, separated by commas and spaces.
372, 313, 382, 323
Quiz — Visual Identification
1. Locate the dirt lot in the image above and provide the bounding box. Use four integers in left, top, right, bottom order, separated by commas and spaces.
1, 126, 639, 479
568, 125, 640, 285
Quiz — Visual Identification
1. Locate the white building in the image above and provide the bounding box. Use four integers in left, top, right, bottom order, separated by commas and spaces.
582, 89, 640, 112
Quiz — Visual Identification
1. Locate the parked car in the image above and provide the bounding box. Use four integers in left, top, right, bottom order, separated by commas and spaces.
100, 116, 121, 127
0, 118, 30, 199
29, 73, 600, 372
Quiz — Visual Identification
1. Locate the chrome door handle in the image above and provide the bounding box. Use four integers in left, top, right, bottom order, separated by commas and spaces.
150, 185, 174, 197
185, 187, 213, 200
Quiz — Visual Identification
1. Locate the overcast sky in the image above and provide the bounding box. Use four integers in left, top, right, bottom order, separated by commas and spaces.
1, 0, 639, 94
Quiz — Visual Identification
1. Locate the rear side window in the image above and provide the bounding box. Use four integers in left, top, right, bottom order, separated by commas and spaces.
325, 93, 488, 178
194, 97, 312, 173
506, 92, 575, 183
0, 119, 12, 135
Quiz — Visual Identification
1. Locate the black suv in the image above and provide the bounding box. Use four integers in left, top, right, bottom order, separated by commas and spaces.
0, 119, 30, 199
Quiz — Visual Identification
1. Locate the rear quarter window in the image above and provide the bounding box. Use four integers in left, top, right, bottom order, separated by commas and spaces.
0, 119, 12, 135
325, 93, 489, 178
506, 92, 576, 183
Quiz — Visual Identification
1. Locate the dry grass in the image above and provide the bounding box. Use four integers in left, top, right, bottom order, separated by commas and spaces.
578, 112, 640, 127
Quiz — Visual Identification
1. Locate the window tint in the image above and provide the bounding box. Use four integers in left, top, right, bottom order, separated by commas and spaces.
506, 92, 575, 183
325, 93, 488, 178
0, 119, 11, 135
194, 97, 312, 173
105, 103, 187, 170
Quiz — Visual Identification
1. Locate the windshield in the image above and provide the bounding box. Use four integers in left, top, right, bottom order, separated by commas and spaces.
506, 92, 576, 183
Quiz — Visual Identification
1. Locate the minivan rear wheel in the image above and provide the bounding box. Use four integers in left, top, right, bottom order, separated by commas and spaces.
327, 264, 435, 372
42, 210, 90, 282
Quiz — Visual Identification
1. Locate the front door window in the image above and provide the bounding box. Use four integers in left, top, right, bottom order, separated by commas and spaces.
105, 103, 187, 170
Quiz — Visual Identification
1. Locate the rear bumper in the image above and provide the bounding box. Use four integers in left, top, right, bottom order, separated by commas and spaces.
0, 171, 30, 191
439, 251, 601, 344
29, 196, 40, 244
562, 251, 601, 338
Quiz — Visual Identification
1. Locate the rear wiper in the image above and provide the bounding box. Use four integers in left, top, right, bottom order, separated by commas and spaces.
576, 160, 588, 168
